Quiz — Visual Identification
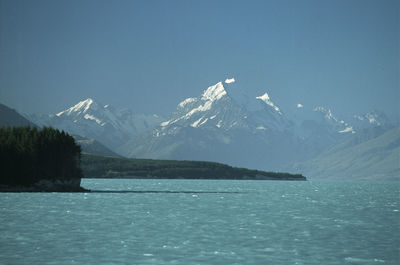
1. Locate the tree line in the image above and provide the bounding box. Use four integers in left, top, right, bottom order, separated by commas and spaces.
81, 154, 306, 180
0, 126, 83, 187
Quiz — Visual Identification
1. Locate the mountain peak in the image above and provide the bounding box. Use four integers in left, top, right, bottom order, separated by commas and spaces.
256, 92, 270, 102
256, 92, 282, 114
201, 82, 227, 101
224, 77, 235, 84
56, 98, 97, 117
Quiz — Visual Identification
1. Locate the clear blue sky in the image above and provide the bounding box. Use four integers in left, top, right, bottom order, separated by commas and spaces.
0, 0, 398, 120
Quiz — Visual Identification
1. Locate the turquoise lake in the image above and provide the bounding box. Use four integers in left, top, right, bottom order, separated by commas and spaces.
1, 179, 399, 264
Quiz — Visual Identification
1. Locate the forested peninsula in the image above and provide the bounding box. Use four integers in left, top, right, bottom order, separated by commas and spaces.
1, 126, 305, 192
81, 154, 306, 181
0, 127, 87, 192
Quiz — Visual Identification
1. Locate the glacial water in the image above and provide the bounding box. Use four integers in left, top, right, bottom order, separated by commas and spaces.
0, 179, 399, 265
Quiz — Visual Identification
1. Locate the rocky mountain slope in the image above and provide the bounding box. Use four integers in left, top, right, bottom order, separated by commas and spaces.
30, 98, 164, 151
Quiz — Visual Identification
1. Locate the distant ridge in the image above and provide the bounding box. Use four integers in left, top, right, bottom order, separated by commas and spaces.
0, 103, 36, 127
0, 103, 120, 157
73, 135, 122, 157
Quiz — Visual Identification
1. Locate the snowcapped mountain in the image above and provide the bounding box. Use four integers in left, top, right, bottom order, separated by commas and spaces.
285, 104, 356, 156
30, 98, 164, 151
118, 78, 393, 173
288, 104, 355, 135
158, 79, 293, 134
27, 78, 394, 178
118, 79, 301, 170
289, 107, 390, 136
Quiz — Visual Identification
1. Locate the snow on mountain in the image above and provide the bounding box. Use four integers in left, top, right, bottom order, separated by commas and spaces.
225, 77, 235, 84
202, 81, 227, 101
31, 98, 164, 151
288, 103, 355, 137
119, 79, 303, 170
160, 85, 244, 132
352, 110, 390, 129
313, 106, 355, 134
56, 98, 97, 117
256, 93, 282, 114
292, 108, 390, 136
28, 78, 393, 175
178, 98, 197, 109
158, 79, 292, 134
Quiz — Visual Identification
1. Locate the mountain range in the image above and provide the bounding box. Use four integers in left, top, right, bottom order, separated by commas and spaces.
0, 103, 118, 157
4, 78, 398, 180
29, 98, 164, 151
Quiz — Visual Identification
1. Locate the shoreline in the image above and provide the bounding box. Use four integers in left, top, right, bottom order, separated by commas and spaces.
0, 185, 90, 193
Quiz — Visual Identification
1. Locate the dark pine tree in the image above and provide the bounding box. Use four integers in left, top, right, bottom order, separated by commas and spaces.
0, 126, 83, 187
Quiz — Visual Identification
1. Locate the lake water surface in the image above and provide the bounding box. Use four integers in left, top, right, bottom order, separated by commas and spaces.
1, 179, 399, 264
